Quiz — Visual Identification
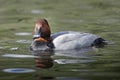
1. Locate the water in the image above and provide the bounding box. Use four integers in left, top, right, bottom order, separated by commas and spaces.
0, 0, 120, 80
1, 48, 120, 80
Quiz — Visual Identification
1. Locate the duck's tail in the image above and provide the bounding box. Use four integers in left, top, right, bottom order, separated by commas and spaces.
92, 38, 113, 48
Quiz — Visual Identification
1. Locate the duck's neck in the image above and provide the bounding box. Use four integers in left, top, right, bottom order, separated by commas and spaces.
43, 37, 52, 42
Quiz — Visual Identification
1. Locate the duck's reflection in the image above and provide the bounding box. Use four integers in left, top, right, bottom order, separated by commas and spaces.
32, 50, 54, 69
54, 47, 95, 58
35, 56, 53, 69
32, 47, 96, 69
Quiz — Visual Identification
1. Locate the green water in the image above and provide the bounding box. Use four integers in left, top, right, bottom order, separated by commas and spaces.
0, 0, 120, 80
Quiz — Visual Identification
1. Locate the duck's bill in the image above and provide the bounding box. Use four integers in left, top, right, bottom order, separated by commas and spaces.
33, 35, 40, 39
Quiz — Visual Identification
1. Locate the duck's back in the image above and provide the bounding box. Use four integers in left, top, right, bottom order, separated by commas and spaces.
51, 31, 98, 50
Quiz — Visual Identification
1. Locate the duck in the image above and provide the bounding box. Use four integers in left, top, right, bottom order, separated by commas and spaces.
30, 19, 108, 51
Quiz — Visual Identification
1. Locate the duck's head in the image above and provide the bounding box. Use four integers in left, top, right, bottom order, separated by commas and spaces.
30, 19, 53, 51
33, 19, 51, 42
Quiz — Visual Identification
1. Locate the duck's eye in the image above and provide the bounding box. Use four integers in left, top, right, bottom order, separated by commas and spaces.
43, 19, 48, 23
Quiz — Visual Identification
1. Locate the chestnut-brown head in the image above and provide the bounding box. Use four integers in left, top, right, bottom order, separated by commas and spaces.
33, 19, 51, 41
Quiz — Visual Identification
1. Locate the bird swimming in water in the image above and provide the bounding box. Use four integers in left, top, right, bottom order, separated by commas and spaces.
30, 19, 108, 51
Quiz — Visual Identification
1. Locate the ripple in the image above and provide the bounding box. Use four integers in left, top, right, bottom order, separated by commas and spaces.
16, 40, 32, 43
58, 19, 83, 23
31, 9, 45, 14
54, 59, 95, 64
10, 47, 18, 50
15, 32, 32, 36
71, 69, 93, 72
3, 68, 35, 73
55, 48, 95, 58
57, 77, 83, 80
2, 54, 36, 58
0, 46, 5, 49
